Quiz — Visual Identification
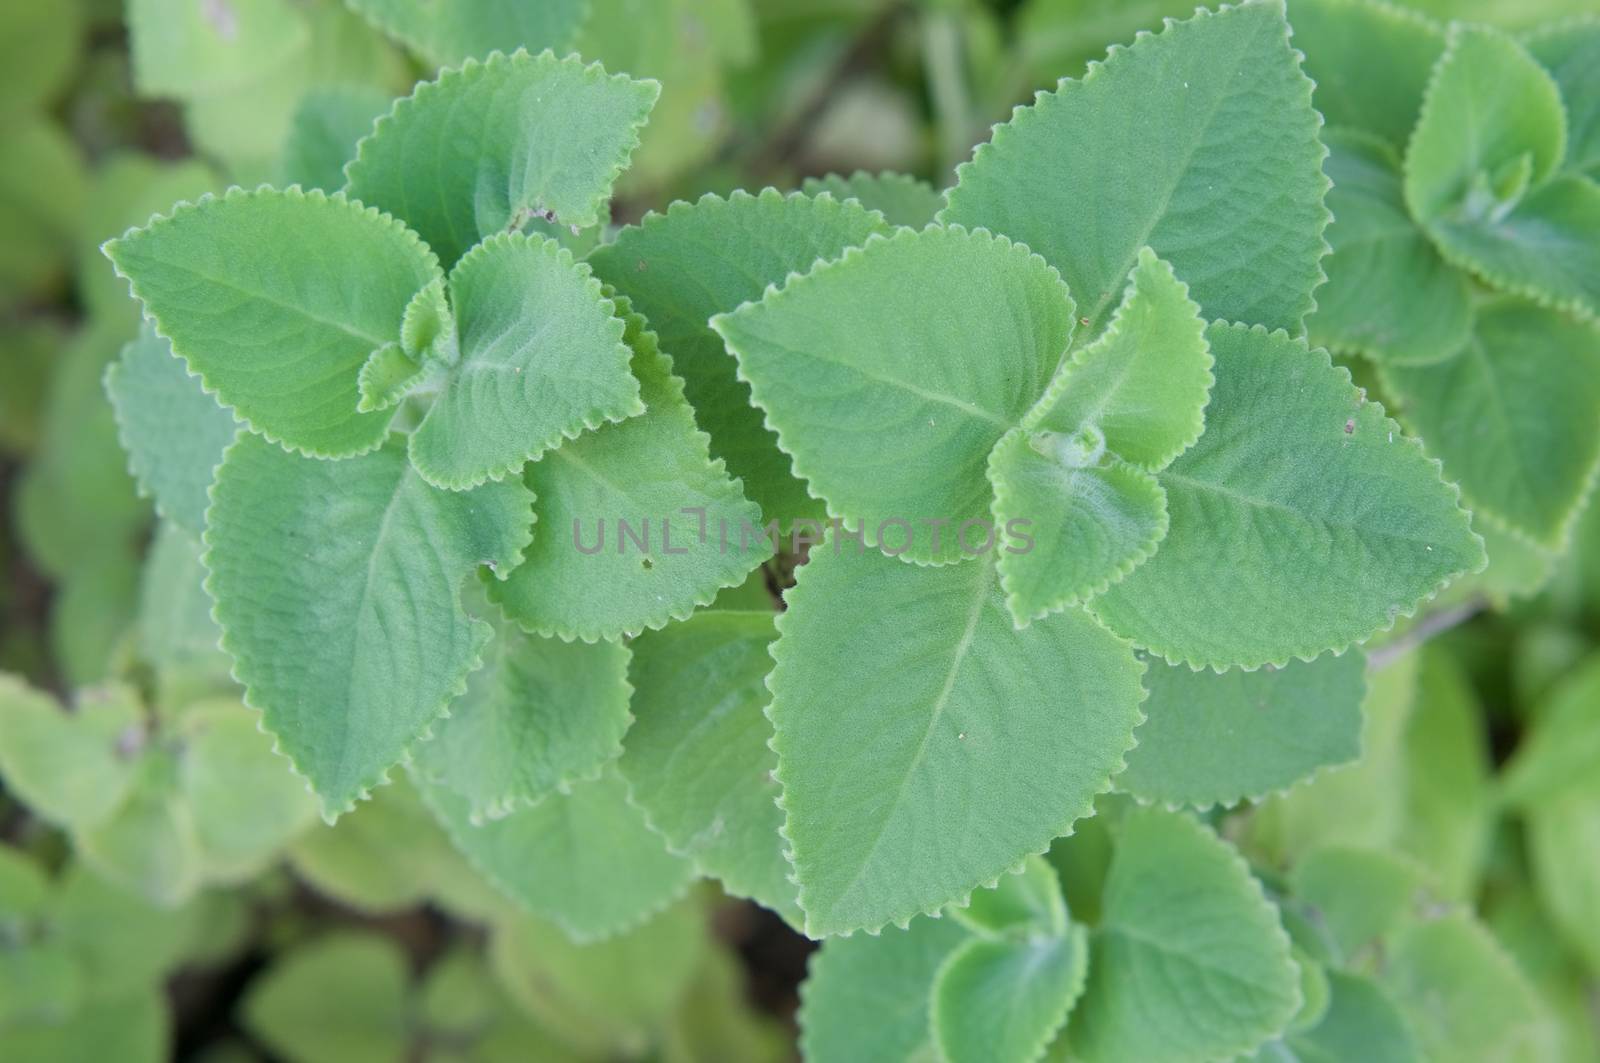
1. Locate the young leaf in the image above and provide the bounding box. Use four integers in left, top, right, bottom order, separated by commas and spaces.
1307, 129, 1473, 366
588, 188, 889, 527
1526, 18, 1600, 178
242, 932, 410, 1063
413, 594, 633, 821
1290, 0, 1445, 148
1380, 299, 1600, 549
799, 916, 971, 1063
932, 927, 1089, 1063
1114, 650, 1367, 809
988, 435, 1168, 626
420, 768, 695, 942
952, 855, 1068, 937
406, 233, 642, 489
0, 677, 142, 829
617, 610, 800, 926
74, 754, 202, 907
1272, 971, 1419, 1063
104, 324, 239, 538
280, 85, 394, 194
488, 305, 769, 642
1089, 323, 1484, 670
800, 171, 945, 227
941, 0, 1329, 336
712, 225, 1075, 564
104, 187, 442, 458
344, 50, 658, 268
768, 545, 1144, 936
344, 0, 587, 67
1070, 809, 1301, 1063
204, 433, 533, 816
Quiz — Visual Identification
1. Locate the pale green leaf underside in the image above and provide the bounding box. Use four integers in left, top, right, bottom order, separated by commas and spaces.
989, 434, 1167, 627
617, 610, 800, 926
800, 171, 945, 228
1381, 299, 1600, 549
1290, 0, 1444, 149
941, 0, 1329, 336
205, 433, 532, 816
420, 768, 695, 942
344, 0, 587, 67
104, 323, 239, 537
588, 188, 889, 528
1115, 650, 1367, 809
490, 304, 769, 642
799, 915, 970, 1063
1308, 128, 1472, 366
933, 928, 1088, 1063
408, 233, 642, 489
1090, 322, 1484, 670
1070, 808, 1301, 1063
345, 49, 658, 268
769, 546, 1144, 936
104, 187, 441, 458
414, 593, 632, 822
713, 224, 1075, 564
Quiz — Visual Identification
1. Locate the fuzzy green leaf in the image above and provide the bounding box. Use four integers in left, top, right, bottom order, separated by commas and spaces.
242, 932, 410, 1063
414, 594, 632, 821
104, 188, 442, 458
617, 609, 799, 926
1289, 845, 1427, 964
1089, 323, 1484, 670
75, 754, 201, 906
421, 768, 695, 942
205, 433, 533, 816
1308, 129, 1473, 366
128, 0, 308, 98
137, 523, 232, 706
1380, 299, 1600, 549
104, 324, 239, 537
407, 234, 642, 489
344, 0, 588, 66
1271, 971, 1420, 1063
713, 225, 1075, 564
1290, 0, 1445, 148
280, 85, 394, 194
1071, 808, 1301, 1063
0, 678, 142, 829
941, 0, 1329, 336
489, 305, 769, 642
588, 188, 889, 527
1526, 18, 1600, 178
932, 928, 1089, 1063
769, 546, 1144, 936
344, 50, 658, 268
800, 171, 945, 227
952, 855, 1067, 937
1115, 651, 1366, 809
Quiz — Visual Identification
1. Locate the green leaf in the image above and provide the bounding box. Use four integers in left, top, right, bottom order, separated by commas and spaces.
941, 0, 1329, 336
421, 767, 695, 942
0, 119, 86, 303
1307, 129, 1473, 366
768, 546, 1144, 936
414, 594, 632, 821
280, 85, 394, 193
799, 915, 971, 1063
406, 233, 642, 489
932, 927, 1089, 1063
588, 188, 889, 528
1115, 650, 1366, 809
3, 986, 167, 1063
1523, 785, 1600, 977
1380, 298, 1600, 549
204, 433, 533, 816
1526, 17, 1600, 178
1290, 0, 1445, 148
137, 523, 232, 706
1289, 845, 1427, 965
242, 932, 410, 1063
1277, 971, 1420, 1063
1089, 323, 1484, 670
343, 0, 588, 67
104, 187, 442, 458
1383, 914, 1556, 1062
713, 224, 1075, 564
75, 752, 202, 906
989, 436, 1167, 625
0, 1, 81, 115
127, 0, 309, 98
1070, 809, 1301, 1063
1501, 654, 1600, 806
489, 304, 769, 641
104, 324, 239, 538
617, 609, 799, 926
344, 50, 657, 269
800, 171, 945, 227
0, 677, 142, 829
952, 855, 1067, 937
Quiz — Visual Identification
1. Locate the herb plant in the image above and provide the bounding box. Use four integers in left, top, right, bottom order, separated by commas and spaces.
4, 0, 1600, 1059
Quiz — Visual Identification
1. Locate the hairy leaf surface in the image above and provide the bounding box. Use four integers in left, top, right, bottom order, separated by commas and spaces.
344, 0, 587, 66
1291, 0, 1445, 148
932, 928, 1088, 1063
800, 171, 945, 227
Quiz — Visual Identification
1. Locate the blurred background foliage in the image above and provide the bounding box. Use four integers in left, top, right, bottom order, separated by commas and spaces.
3, 0, 1600, 1059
